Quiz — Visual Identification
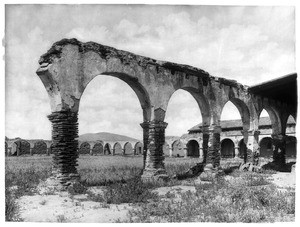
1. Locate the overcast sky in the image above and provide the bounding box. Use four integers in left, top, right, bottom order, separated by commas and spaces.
5, 4, 295, 140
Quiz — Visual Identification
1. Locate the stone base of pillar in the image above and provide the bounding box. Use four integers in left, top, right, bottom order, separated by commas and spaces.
199, 163, 224, 182
141, 168, 169, 182
37, 173, 84, 194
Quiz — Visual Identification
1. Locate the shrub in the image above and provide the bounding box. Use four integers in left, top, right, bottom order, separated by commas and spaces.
88, 176, 159, 204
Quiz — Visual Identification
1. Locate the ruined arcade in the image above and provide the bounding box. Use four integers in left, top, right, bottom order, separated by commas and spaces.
36, 38, 297, 188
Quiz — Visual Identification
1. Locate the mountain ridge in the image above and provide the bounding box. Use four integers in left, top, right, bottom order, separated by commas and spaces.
78, 132, 140, 142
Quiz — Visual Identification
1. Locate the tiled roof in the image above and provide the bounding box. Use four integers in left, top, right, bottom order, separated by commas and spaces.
188, 116, 296, 132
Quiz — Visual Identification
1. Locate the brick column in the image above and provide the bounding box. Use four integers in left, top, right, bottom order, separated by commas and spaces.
242, 130, 260, 165
47, 110, 80, 189
271, 134, 286, 166
141, 120, 169, 181
140, 121, 150, 168
206, 125, 222, 168
199, 125, 222, 181
202, 126, 209, 163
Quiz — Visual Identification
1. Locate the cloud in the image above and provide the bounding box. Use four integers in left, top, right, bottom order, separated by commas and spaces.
5, 5, 295, 139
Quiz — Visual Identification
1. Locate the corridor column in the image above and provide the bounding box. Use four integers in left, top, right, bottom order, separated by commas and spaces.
141, 120, 169, 181
47, 110, 80, 189
271, 134, 286, 166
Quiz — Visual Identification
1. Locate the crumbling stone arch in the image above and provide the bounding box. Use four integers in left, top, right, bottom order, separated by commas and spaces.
258, 107, 281, 135
171, 140, 184, 157
36, 38, 294, 188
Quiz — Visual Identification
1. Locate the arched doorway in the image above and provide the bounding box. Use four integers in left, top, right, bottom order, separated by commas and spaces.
92, 142, 104, 155
238, 139, 247, 159
259, 137, 273, 157
286, 136, 296, 158
221, 139, 235, 158
104, 143, 112, 155
124, 142, 133, 155
113, 142, 122, 155
79, 142, 91, 155
134, 142, 143, 155
187, 140, 199, 157
14, 140, 30, 156
32, 141, 47, 155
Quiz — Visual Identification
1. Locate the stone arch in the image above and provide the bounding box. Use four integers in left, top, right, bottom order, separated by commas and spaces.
32, 141, 47, 155
104, 143, 112, 155
259, 137, 273, 157
220, 138, 235, 158
165, 87, 211, 126
259, 107, 281, 135
113, 142, 122, 155
79, 142, 91, 154
92, 142, 104, 155
238, 139, 247, 159
134, 142, 143, 155
186, 139, 199, 157
80, 73, 152, 122
286, 136, 297, 158
171, 140, 185, 157
13, 140, 30, 156
123, 142, 133, 155
220, 98, 251, 131
284, 115, 296, 135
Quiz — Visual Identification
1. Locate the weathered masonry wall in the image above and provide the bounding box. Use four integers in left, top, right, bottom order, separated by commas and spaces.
35, 38, 296, 187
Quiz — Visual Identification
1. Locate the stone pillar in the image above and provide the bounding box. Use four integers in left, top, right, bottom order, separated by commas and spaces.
47, 147, 51, 156
47, 110, 80, 189
168, 146, 173, 157
89, 149, 93, 156
202, 126, 209, 163
206, 125, 222, 168
234, 146, 239, 158
271, 134, 286, 166
183, 146, 188, 158
141, 121, 169, 181
122, 148, 125, 155
199, 125, 222, 181
199, 139, 204, 162
242, 130, 260, 165
140, 121, 150, 168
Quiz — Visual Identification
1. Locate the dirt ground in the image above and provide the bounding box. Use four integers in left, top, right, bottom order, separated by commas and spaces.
16, 170, 296, 223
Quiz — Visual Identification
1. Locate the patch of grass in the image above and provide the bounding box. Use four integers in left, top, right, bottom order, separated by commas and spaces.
87, 176, 159, 204
128, 180, 295, 223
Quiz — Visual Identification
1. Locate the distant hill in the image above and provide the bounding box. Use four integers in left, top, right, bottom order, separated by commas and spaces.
78, 132, 140, 142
